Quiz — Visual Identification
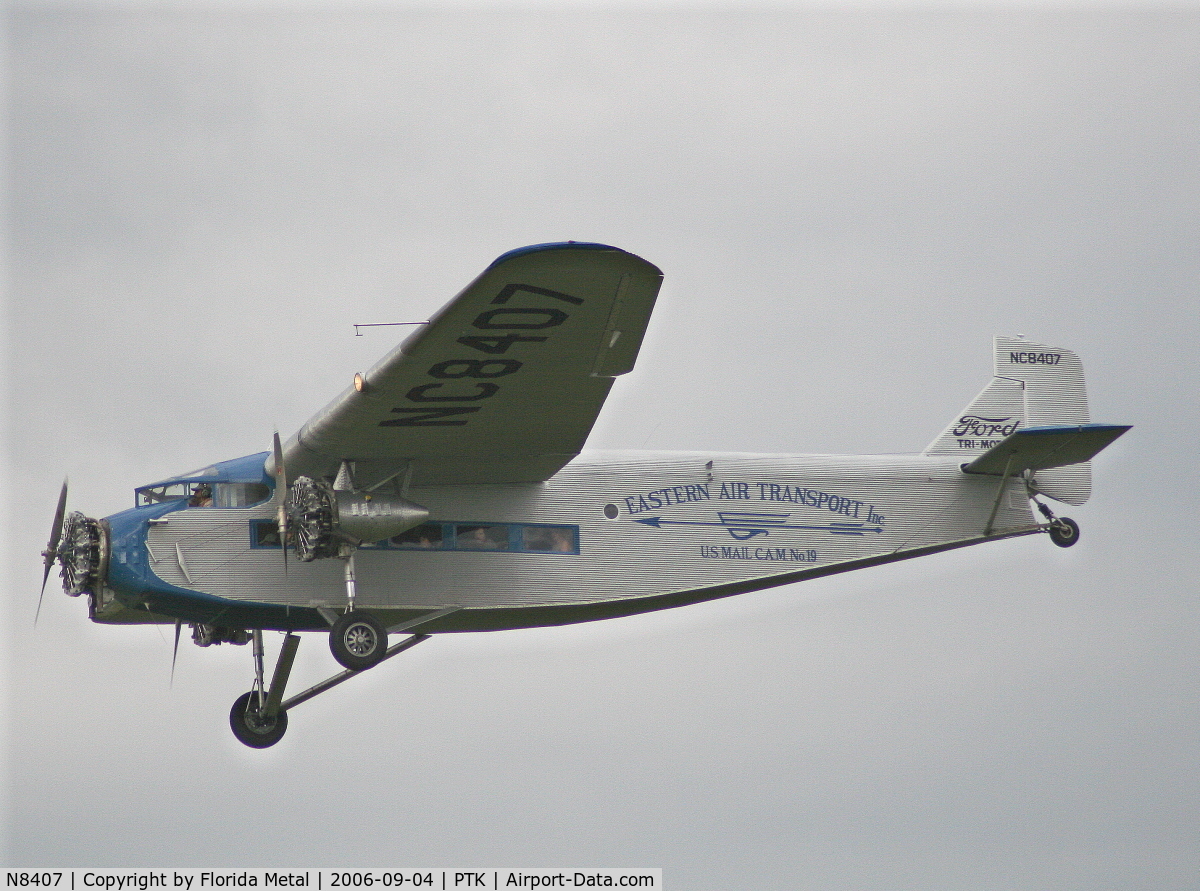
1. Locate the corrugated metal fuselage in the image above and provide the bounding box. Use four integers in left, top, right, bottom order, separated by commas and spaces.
97, 450, 1041, 633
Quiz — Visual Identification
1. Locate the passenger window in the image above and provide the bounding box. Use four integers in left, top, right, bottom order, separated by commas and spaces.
455, 524, 509, 550
251, 520, 282, 548
391, 523, 445, 549
295, 521, 580, 554
523, 526, 578, 553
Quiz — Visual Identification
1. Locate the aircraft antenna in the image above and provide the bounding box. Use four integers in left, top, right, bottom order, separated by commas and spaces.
353, 322, 428, 336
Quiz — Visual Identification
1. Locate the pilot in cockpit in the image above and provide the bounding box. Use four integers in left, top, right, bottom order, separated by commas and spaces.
189, 484, 213, 507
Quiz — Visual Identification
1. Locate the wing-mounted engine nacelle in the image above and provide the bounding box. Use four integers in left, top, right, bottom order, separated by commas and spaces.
288, 476, 430, 562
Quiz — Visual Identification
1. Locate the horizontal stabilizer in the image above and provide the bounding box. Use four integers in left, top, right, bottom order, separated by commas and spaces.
961, 424, 1131, 477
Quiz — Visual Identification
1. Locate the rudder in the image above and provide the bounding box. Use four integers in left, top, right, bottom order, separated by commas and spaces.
925, 337, 1093, 505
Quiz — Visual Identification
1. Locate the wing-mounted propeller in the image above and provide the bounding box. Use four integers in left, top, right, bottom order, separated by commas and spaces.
273, 432, 290, 573
39, 479, 106, 623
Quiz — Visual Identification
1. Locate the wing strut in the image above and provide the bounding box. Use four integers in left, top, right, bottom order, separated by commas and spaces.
276, 606, 459, 715
279, 633, 430, 714
983, 454, 1017, 538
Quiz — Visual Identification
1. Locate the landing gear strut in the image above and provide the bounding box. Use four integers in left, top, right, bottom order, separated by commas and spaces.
1035, 500, 1080, 548
228, 628, 432, 748
325, 551, 390, 672
228, 605, 459, 748
229, 629, 297, 748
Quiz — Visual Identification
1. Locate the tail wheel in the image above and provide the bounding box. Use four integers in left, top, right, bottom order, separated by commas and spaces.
59, 512, 104, 596
1049, 517, 1080, 548
230, 691, 288, 748
330, 611, 388, 671
288, 476, 338, 562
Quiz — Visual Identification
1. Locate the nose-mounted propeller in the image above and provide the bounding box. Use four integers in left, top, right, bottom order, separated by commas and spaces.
37, 479, 70, 624
39, 479, 106, 624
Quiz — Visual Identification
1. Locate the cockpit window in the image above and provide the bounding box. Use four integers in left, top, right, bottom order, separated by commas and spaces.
136, 481, 271, 508
190, 484, 214, 507
214, 483, 271, 508
137, 482, 198, 507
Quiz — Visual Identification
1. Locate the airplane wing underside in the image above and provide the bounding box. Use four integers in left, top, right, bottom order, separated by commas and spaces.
961, 424, 1131, 477
276, 243, 663, 489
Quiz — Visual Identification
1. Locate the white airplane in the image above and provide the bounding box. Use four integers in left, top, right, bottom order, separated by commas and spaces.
41, 242, 1130, 747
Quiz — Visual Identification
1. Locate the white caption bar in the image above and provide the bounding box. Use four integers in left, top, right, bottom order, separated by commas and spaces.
3, 870, 662, 891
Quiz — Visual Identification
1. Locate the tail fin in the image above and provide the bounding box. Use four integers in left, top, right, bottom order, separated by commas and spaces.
925, 337, 1094, 505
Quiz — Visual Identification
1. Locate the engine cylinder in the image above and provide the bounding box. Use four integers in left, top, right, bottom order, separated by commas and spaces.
59, 511, 107, 597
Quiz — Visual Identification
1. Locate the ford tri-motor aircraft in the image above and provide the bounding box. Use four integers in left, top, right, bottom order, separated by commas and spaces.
41, 243, 1130, 747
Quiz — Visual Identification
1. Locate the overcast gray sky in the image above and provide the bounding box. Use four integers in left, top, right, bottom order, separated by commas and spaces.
5, 3, 1198, 887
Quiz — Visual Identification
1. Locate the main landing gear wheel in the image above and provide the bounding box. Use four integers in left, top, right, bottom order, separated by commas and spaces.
230, 691, 288, 748
330, 611, 388, 671
1049, 517, 1080, 548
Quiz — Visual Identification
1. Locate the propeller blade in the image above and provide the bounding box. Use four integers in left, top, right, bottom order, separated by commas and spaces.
37, 478, 69, 625
273, 432, 289, 575
171, 620, 182, 687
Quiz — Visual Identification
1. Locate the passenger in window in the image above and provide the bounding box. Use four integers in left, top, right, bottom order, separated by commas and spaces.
550, 528, 576, 552
523, 527, 553, 551
458, 525, 505, 550
392, 524, 443, 548
256, 523, 282, 547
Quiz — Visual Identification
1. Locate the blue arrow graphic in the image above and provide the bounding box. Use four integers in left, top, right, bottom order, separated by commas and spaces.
634, 511, 883, 540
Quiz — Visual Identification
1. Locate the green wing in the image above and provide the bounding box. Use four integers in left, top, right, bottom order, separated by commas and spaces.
279, 243, 663, 488
962, 424, 1131, 476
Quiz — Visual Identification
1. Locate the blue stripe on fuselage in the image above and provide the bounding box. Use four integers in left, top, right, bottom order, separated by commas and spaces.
103, 499, 318, 630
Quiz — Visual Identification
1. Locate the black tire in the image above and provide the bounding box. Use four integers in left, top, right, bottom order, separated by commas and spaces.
330, 611, 388, 671
230, 690, 288, 748
1049, 517, 1080, 548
